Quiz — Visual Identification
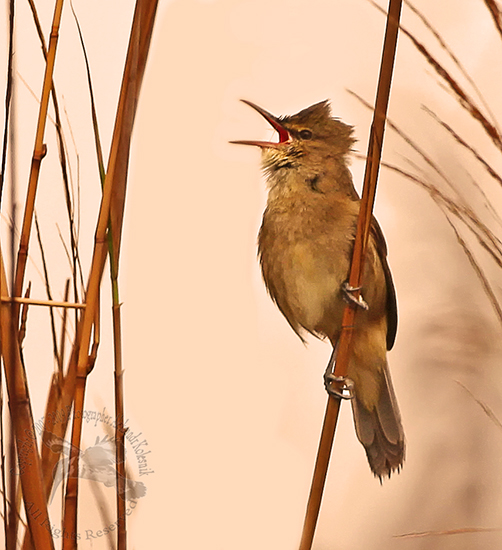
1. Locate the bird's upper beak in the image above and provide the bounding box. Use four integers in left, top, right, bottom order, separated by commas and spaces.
230, 100, 290, 149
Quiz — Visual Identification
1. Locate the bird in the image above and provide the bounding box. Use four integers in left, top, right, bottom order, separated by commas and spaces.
231, 99, 404, 479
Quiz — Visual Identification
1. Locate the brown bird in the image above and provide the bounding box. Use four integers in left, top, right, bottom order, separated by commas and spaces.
231, 100, 404, 479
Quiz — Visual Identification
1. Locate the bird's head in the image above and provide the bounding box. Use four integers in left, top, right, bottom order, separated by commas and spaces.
231, 100, 355, 173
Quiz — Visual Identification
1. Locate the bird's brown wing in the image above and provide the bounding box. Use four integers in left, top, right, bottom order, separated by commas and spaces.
371, 217, 398, 350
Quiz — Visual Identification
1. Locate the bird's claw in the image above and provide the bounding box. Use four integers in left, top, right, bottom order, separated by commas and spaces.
342, 282, 369, 310
324, 374, 355, 400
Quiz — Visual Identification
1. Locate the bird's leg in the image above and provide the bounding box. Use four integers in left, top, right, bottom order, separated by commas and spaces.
323, 346, 354, 400
342, 281, 369, 311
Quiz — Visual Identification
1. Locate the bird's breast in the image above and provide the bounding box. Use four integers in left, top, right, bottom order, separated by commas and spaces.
288, 241, 345, 332
258, 202, 355, 339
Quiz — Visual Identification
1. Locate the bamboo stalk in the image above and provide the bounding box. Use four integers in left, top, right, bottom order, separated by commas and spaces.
62, 372, 87, 550
39, 344, 79, 504
22, 320, 79, 550
61, 2, 158, 547
27, 0, 86, 320
298, 2, 403, 549
14, 0, 64, 313
0, 245, 55, 550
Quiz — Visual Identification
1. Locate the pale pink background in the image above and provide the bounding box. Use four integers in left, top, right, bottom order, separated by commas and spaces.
3, 0, 502, 548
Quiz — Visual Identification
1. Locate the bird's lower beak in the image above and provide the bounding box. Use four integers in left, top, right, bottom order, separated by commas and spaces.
230, 100, 290, 149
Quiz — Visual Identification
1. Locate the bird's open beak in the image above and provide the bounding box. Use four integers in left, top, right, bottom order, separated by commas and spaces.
230, 100, 290, 148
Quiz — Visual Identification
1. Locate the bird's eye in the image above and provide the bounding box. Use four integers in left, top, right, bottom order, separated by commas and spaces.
299, 129, 313, 140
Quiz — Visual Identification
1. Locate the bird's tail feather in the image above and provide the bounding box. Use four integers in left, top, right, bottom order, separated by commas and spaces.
351, 364, 405, 479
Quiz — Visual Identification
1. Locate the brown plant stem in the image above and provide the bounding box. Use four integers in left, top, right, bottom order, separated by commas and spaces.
298, 1, 402, 549
2, 297, 85, 309
3, 1, 16, 548
14, 0, 64, 316
113, 304, 127, 550
27, 0, 85, 312
61, 2, 158, 547
0, 0, 15, 205
72, 10, 127, 543
39, 343, 79, 505
0, 246, 55, 550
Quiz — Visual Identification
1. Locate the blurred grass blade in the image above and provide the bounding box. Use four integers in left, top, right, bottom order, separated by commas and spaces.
369, 0, 502, 152
404, 0, 501, 134
71, 2, 105, 182
456, 381, 502, 432
379, 160, 502, 325
445, 218, 502, 324
395, 527, 502, 539
351, 91, 502, 264
422, 106, 502, 190
484, 0, 502, 39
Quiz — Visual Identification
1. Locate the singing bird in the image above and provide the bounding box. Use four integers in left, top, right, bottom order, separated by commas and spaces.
231, 100, 404, 478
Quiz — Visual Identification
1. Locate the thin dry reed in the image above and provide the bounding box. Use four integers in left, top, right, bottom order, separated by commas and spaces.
298, 2, 403, 549
0, 1, 159, 549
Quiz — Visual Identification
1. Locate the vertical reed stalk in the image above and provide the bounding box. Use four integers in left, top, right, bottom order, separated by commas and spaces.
298, 1, 402, 548
0, 247, 55, 550
61, 2, 158, 547
14, 0, 65, 311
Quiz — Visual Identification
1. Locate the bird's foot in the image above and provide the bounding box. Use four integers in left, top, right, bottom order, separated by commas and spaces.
342, 282, 369, 310
324, 373, 355, 400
